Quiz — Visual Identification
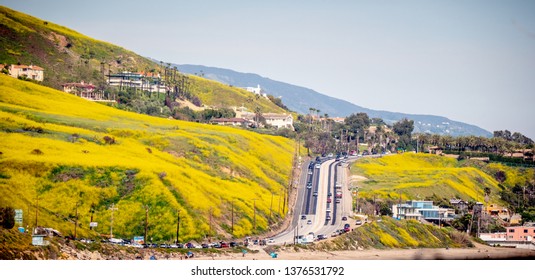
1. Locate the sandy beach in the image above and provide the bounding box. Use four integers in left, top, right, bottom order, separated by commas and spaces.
190, 243, 535, 260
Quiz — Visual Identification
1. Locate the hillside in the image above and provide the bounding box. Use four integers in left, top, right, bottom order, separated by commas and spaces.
0, 74, 295, 241
351, 153, 506, 203
0, 6, 284, 115
175, 64, 492, 137
314, 217, 472, 250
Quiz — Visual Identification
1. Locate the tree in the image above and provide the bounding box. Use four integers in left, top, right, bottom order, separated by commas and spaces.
393, 118, 414, 150
345, 112, 370, 140
1, 207, 15, 229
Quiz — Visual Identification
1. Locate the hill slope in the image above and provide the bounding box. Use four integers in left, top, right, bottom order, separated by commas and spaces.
0, 74, 295, 240
351, 153, 503, 203
0, 6, 285, 115
175, 64, 492, 137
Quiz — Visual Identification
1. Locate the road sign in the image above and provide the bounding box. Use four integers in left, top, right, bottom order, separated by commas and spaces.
14, 209, 23, 226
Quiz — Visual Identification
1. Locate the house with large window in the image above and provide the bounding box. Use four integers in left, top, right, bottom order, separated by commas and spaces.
107, 71, 166, 93
392, 200, 456, 222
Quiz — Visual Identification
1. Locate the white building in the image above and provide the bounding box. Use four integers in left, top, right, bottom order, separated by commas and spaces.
3, 64, 44, 81
245, 84, 267, 98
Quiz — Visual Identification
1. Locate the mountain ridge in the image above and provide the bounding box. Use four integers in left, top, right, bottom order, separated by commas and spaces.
175, 64, 492, 137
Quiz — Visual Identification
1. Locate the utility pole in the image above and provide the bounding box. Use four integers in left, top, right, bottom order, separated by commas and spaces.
269, 192, 274, 223
231, 200, 234, 236
74, 192, 83, 240
209, 207, 213, 240
144, 205, 149, 245
74, 201, 79, 239
35, 194, 39, 229
109, 203, 118, 238
252, 199, 258, 234
176, 209, 180, 245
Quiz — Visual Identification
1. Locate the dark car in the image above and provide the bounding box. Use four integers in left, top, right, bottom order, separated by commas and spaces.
201, 243, 209, 248
229, 241, 237, 247
341, 216, 347, 221
327, 192, 332, 197
301, 215, 307, 220
186, 242, 195, 249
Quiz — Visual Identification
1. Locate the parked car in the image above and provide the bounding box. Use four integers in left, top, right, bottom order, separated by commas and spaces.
317, 234, 327, 240
229, 241, 237, 247
306, 182, 312, 189
307, 219, 312, 225
301, 215, 307, 220
313, 191, 318, 196
355, 220, 363, 225
341, 216, 347, 221
327, 198, 332, 203
335, 199, 341, 203
326, 215, 331, 221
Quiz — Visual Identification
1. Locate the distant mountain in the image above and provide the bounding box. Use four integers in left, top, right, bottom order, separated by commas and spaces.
175, 64, 492, 137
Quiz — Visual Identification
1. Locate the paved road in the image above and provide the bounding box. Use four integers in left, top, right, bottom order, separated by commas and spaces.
271, 157, 356, 244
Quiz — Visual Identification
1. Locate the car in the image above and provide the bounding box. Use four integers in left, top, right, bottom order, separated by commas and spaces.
267, 238, 275, 243
327, 198, 332, 203
220, 242, 230, 248
315, 156, 321, 162
308, 170, 313, 175
315, 163, 321, 169
301, 215, 307, 220
335, 199, 341, 203
341, 216, 347, 221
307, 220, 312, 225
355, 220, 363, 225
306, 182, 312, 189
229, 241, 237, 247
317, 234, 327, 240
313, 191, 318, 196
327, 153, 334, 158
326, 215, 331, 220
327, 192, 332, 197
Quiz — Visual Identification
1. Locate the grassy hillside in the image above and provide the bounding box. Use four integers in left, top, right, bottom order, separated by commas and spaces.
0, 6, 285, 115
0, 74, 295, 241
352, 153, 504, 203
314, 217, 472, 250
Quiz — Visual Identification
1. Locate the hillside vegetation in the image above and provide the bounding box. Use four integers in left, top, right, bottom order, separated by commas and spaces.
352, 153, 505, 203
314, 217, 472, 250
0, 74, 295, 241
0, 6, 285, 116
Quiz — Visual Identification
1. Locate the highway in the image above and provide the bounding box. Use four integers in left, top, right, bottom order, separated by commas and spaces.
272, 156, 356, 244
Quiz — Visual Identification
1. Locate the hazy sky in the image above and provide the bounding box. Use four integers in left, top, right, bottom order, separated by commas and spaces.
2, 0, 534, 138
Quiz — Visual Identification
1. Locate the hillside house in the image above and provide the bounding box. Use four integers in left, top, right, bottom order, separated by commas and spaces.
235, 109, 294, 130
450, 199, 469, 215
263, 113, 294, 129
4, 64, 44, 81
506, 226, 535, 242
486, 204, 509, 220
245, 84, 267, 98
107, 71, 166, 93
62, 81, 105, 100
392, 200, 456, 222
210, 117, 251, 127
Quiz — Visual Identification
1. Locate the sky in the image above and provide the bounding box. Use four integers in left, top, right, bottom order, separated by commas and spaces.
1, 0, 534, 138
